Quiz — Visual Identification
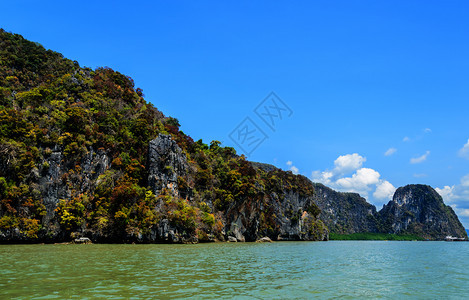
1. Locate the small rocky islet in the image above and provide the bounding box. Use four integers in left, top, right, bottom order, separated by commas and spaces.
0, 29, 466, 244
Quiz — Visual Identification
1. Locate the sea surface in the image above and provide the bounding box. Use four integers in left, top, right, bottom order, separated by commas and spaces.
1, 241, 468, 299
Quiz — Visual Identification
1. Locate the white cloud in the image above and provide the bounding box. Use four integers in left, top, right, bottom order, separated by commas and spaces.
413, 173, 427, 178
436, 185, 456, 204
336, 168, 380, 192
459, 139, 469, 159
403, 136, 410, 142
311, 153, 397, 206
384, 148, 397, 156
437, 175, 469, 228
424, 128, 432, 133
286, 161, 299, 175
373, 180, 396, 200
410, 151, 430, 164
311, 170, 333, 185
290, 166, 299, 174
333, 153, 366, 174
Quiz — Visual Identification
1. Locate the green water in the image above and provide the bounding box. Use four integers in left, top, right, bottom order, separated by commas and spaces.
1, 241, 468, 299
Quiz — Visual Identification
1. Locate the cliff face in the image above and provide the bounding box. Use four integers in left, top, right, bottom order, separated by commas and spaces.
312, 183, 378, 234
147, 134, 189, 197
0, 142, 111, 242
0, 131, 327, 243
146, 135, 328, 243
222, 190, 328, 242
378, 185, 467, 240
310, 183, 467, 240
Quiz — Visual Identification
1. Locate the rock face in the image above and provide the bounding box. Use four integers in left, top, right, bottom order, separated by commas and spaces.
378, 184, 467, 240
0, 133, 327, 243
311, 183, 467, 240
225, 189, 328, 242
145, 147, 328, 243
0, 144, 111, 242
156, 218, 197, 244
239, 164, 329, 242
39, 146, 110, 225
148, 134, 189, 197
312, 183, 378, 234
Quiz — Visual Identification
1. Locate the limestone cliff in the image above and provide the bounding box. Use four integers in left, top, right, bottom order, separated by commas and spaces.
312, 183, 378, 234
145, 136, 327, 243
225, 185, 328, 242
310, 182, 467, 240
378, 184, 467, 240
147, 133, 189, 197
0, 143, 111, 242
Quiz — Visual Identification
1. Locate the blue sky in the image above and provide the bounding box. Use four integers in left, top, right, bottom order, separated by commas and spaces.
2, 1, 469, 227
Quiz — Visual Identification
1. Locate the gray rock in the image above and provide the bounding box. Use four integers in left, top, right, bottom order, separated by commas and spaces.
256, 237, 272, 243
158, 219, 180, 243
312, 183, 378, 234
147, 134, 188, 196
224, 180, 329, 242
229, 215, 246, 242
74, 237, 92, 244
379, 184, 468, 240
227, 236, 237, 242
39, 147, 110, 224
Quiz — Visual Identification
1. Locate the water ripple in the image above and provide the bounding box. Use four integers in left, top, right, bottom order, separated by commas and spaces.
1, 241, 469, 298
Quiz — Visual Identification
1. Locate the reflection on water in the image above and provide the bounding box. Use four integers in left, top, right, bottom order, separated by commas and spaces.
1, 241, 469, 299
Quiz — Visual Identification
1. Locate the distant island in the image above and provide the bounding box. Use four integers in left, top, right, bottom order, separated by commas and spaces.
0, 29, 466, 243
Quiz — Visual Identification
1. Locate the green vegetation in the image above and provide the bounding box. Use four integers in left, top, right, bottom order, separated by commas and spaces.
0, 29, 323, 242
329, 232, 424, 241
0, 29, 168, 240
